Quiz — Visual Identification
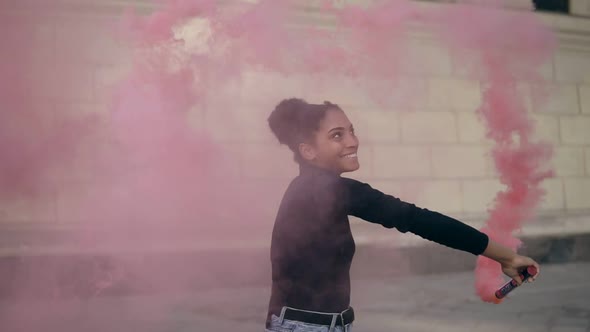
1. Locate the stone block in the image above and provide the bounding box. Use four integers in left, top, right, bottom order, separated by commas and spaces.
555, 51, 590, 83
401, 39, 453, 76
531, 84, 580, 114
364, 111, 401, 143
406, 180, 463, 213
239, 143, 298, 179
564, 178, 590, 209
539, 178, 566, 211
553, 147, 586, 176
560, 116, 590, 144
531, 114, 561, 145
431, 146, 488, 178
461, 179, 504, 213
456, 112, 488, 143
372, 146, 431, 178
401, 111, 457, 143
428, 78, 482, 112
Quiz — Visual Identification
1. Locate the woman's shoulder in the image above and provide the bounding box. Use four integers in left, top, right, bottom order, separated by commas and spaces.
282, 172, 346, 206
340, 176, 372, 191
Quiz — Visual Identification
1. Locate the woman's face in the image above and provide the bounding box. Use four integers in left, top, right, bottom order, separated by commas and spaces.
302, 108, 359, 174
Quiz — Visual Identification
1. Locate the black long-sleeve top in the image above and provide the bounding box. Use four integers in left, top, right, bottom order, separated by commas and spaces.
266, 163, 489, 324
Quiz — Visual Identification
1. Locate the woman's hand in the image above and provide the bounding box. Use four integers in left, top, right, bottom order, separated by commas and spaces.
482, 240, 540, 285
499, 255, 540, 285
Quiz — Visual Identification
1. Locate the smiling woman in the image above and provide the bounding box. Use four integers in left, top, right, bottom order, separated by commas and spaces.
268, 98, 359, 174
264, 98, 540, 332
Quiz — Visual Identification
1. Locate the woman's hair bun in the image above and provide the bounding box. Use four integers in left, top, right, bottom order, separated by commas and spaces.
268, 98, 308, 148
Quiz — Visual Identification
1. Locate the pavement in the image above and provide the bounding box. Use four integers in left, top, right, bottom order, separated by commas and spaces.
1, 262, 589, 332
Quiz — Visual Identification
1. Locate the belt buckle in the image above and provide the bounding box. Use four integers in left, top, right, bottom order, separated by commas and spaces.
341, 307, 353, 330
341, 312, 351, 332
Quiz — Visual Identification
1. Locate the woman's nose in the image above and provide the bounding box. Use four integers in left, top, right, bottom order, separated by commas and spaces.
345, 134, 359, 148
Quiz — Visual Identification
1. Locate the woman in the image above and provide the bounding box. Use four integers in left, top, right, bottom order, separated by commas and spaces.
265, 98, 538, 332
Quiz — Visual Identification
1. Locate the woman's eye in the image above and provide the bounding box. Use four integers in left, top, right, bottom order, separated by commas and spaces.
332, 132, 342, 139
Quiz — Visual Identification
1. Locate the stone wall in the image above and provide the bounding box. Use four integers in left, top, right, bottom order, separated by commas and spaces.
1, 0, 589, 247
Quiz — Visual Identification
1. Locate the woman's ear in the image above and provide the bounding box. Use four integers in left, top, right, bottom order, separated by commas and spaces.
298, 142, 317, 161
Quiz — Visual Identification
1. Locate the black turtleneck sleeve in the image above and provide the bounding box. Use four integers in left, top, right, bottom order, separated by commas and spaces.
341, 177, 489, 256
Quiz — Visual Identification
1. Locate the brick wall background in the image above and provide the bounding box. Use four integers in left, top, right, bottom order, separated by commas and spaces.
1, 0, 589, 247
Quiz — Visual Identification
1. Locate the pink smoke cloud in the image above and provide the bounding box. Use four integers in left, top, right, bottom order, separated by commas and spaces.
430, 3, 555, 302
0, 0, 555, 315
103, 0, 557, 303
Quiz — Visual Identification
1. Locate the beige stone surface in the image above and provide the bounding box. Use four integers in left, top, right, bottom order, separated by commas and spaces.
553, 146, 586, 176
401, 39, 453, 76
571, 0, 590, 17
579, 84, 590, 114
540, 178, 566, 211
456, 112, 488, 143
409, 180, 463, 213
531, 84, 580, 114
400, 111, 457, 143
2, 2, 590, 236
372, 146, 431, 178
531, 114, 561, 144
555, 51, 590, 83
564, 178, 590, 209
345, 109, 369, 139
461, 179, 504, 213
240, 71, 306, 107
240, 143, 298, 179
428, 78, 482, 112
431, 146, 488, 178
449, 78, 483, 112
560, 116, 590, 144
363, 111, 401, 143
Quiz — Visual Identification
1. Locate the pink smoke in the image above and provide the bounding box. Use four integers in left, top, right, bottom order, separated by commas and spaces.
0, 15, 98, 200
0, 0, 556, 317
431, 4, 555, 302
110, 0, 556, 303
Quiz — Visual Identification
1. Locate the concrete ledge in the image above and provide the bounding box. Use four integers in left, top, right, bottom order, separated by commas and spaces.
0, 231, 588, 300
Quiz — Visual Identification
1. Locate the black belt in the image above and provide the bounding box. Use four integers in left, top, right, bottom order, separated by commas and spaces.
283, 306, 355, 326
